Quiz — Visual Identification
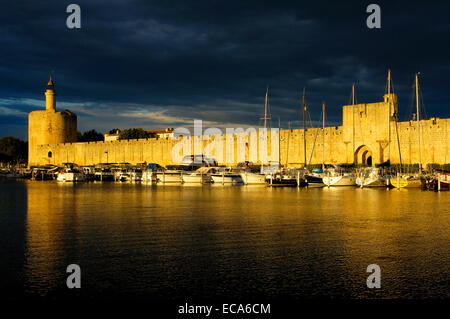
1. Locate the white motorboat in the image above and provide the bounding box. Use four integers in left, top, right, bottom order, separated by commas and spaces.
57, 167, 86, 182
211, 168, 243, 184
157, 155, 217, 184
157, 169, 184, 183
182, 167, 214, 183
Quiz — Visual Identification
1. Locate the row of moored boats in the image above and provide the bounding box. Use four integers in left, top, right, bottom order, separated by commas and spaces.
6, 159, 448, 190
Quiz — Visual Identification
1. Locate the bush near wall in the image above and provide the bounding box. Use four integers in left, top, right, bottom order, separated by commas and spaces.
78, 130, 104, 142
0, 136, 28, 164
119, 128, 149, 140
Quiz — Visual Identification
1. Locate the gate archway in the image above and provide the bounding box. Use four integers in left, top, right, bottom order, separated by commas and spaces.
354, 145, 373, 166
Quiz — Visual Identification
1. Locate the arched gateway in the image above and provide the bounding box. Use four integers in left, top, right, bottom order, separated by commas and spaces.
354, 145, 373, 166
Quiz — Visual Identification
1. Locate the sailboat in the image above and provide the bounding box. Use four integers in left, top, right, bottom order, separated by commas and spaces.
261, 88, 299, 187
390, 173, 422, 188
356, 70, 395, 188
323, 165, 357, 186
323, 170, 357, 186
240, 170, 267, 184
323, 84, 357, 187
304, 97, 325, 187
389, 73, 424, 188
356, 167, 387, 187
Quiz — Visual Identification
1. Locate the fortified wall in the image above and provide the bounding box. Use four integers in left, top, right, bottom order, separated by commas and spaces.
28, 79, 449, 167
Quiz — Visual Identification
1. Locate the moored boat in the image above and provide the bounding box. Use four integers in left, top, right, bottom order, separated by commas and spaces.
322, 166, 357, 187
142, 163, 161, 184
323, 174, 357, 187
94, 167, 115, 181
129, 169, 142, 181
424, 172, 450, 191
142, 170, 157, 183
2, 169, 21, 178
182, 167, 215, 183
157, 167, 184, 183
304, 169, 325, 187
356, 167, 387, 188
117, 169, 130, 182
211, 168, 243, 184
389, 175, 423, 188
31, 167, 55, 180
305, 174, 325, 187
240, 171, 267, 185
57, 166, 86, 182
266, 173, 298, 187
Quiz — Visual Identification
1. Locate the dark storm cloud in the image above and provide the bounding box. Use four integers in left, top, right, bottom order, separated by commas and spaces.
1, 0, 449, 139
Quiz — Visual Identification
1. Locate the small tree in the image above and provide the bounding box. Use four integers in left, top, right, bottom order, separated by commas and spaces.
0, 136, 28, 164
118, 128, 149, 140
108, 128, 121, 134
78, 129, 104, 142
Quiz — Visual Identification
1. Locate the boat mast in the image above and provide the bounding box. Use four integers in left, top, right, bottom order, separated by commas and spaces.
302, 87, 307, 168
278, 117, 281, 166
322, 101, 325, 171
352, 83, 355, 164
416, 73, 422, 173
286, 121, 291, 166
264, 86, 269, 129
387, 69, 391, 163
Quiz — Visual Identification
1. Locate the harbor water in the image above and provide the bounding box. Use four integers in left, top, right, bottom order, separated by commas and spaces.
0, 180, 449, 299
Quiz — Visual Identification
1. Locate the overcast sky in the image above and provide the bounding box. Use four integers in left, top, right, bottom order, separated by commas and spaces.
1, 0, 449, 139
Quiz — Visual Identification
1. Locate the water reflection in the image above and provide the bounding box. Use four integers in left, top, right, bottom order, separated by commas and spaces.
11, 181, 449, 298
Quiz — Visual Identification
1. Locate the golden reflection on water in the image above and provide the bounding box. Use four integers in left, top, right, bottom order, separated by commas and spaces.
23, 181, 449, 298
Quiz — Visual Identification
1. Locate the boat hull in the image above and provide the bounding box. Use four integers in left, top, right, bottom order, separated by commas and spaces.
57, 172, 86, 182
211, 174, 242, 184
323, 175, 356, 187
266, 175, 298, 187
182, 174, 212, 183
305, 175, 325, 188
389, 177, 422, 188
240, 172, 266, 185
157, 172, 183, 183
356, 177, 387, 187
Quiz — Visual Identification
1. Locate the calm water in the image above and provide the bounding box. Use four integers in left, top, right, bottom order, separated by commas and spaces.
0, 180, 449, 299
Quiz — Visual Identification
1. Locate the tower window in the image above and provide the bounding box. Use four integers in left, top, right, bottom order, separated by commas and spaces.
48, 151, 52, 158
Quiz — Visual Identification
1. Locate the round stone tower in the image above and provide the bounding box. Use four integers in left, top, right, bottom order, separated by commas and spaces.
28, 76, 77, 166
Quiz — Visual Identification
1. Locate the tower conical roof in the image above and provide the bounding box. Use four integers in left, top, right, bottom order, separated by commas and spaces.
47, 75, 55, 90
